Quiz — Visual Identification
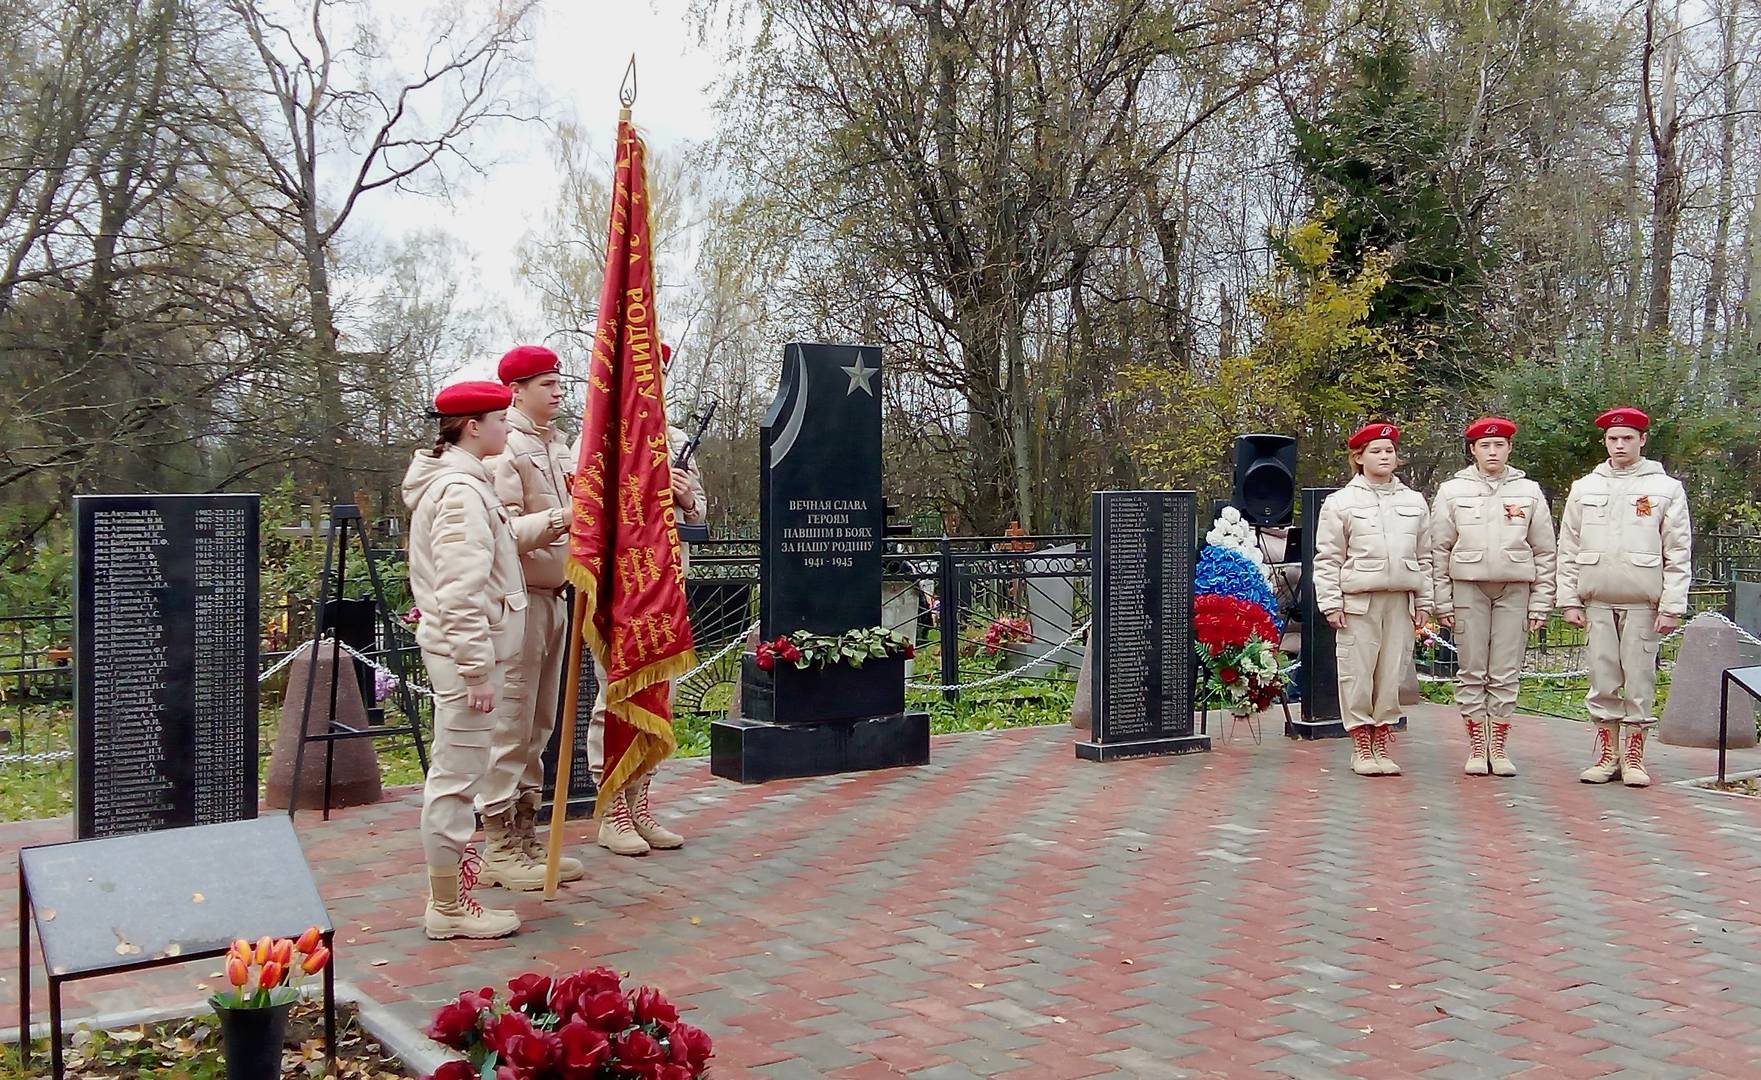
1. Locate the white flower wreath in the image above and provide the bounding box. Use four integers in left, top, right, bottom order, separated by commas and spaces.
1205, 509, 1272, 582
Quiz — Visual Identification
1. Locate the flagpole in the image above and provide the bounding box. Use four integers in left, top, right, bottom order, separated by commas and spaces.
545, 65, 641, 898
544, 594, 589, 898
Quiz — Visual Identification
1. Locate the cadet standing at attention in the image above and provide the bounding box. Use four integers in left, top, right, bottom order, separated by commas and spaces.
1430, 417, 1556, 777
1557, 408, 1692, 787
1313, 423, 1433, 777
475, 344, 580, 892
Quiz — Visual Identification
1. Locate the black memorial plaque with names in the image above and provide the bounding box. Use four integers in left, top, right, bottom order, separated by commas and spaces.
75, 494, 260, 839
1077, 490, 1208, 761
758, 342, 885, 640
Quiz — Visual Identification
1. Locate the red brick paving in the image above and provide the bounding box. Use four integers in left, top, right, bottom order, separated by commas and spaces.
3, 706, 1761, 1077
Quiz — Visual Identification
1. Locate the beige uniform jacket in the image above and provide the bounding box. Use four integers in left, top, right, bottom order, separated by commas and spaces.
1313, 474, 1433, 615
488, 407, 571, 590
1429, 466, 1557, 618
1557, 459, 1693, 615
401, 446, 531, 686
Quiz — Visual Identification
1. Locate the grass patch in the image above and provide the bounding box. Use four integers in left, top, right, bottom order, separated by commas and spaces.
0, 700, 429, 823
1692, 776, 1760, 796
0, 641, 1070, 820
668, 671, 1078, 758
1416, 672, 1677, 724
0, 998, 413, 1079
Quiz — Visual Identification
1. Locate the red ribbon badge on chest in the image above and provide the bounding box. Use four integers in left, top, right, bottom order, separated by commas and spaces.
1503, 502, 1526, 522
1635, 495, 1654, 518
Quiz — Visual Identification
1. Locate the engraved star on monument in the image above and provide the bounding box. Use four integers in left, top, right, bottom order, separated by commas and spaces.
842, 355, 877, 396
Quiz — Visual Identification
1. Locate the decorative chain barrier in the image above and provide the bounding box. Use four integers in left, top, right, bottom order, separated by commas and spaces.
257, 637, 434, 698
14, 610, 1747, 765
678, 623, 759, 682
0, 748, 74, 765
1413, 609, 1755, 684
907, 619, 1092, 693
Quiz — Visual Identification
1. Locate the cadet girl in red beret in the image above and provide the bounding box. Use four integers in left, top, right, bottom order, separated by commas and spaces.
401, 379, 544, 940
1311, 423, 1433, 776
1430, 418, 1556, 778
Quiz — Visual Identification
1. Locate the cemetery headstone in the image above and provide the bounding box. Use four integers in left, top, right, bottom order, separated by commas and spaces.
713, 343, 928, 782
1009, 543, 1080, 674
881, 580, 922, 677
1076, 490, 1207, 760
74, 494, 260, 839
1735, 581, 1761, 640
1661, 618, 1760, 748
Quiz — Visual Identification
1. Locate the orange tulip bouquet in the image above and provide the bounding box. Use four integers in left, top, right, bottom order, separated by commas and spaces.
208, 927, 331, 1077
212, 927, 331, 1010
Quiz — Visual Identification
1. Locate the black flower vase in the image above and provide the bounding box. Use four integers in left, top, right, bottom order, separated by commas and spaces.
215, 1000, 293, 1080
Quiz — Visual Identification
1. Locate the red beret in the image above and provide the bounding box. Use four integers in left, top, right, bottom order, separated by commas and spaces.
1595, 407, 1649, 433
497, 344, 561, 384
1348, 422, 1401, 450
433, 380, 512, 417
660, 342, 673, 365
1465, 416, 1517, 441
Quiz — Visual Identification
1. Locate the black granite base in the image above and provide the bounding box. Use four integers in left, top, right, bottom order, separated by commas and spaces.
740, 654, 907, 725
541, 781, 599, 820
1074, 734, 1211, 761
711, 711, 930, 784
1284, 716, 1410, 740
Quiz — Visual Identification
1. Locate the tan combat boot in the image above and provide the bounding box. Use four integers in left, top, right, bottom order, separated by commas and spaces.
1463, 718, 1490, 776
425, 852, 520, 940
1578, 722, 1622, 783
596, 790, 650, 856
1487, 721, 1517, 777
1371, 724, 1401, 776
1349, 727, 1379, 776
1621, 725, 1651, 787
474, 808, 548, 892
630, 777, 684, 850
515, 792, 583, 883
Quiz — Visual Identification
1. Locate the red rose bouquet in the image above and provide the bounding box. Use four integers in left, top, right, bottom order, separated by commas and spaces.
982, 615, 1032, 656
424, 967, 712, 1080
755, 627, 913, 671
1193, 594, 1292, 715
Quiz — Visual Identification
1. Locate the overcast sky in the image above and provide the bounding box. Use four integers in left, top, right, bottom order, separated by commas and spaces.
350, 0, 723, 379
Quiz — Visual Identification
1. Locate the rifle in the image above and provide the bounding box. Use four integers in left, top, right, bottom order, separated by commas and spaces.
674, 399, 717, 469
674, 399, 717, 541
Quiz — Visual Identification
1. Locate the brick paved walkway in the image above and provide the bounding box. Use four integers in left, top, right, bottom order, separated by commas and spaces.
6, 704, 1761, 1078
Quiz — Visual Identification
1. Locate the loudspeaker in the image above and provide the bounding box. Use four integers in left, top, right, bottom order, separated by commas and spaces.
1232, 434, 1297, 527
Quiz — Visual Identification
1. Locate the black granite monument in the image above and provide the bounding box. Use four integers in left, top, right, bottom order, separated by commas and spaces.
1076, 490, 1208, 760
1290, 486, 1403, 738
1292, 486, 1343, 737
74, 494, 260, 839
711, 343, 929, 782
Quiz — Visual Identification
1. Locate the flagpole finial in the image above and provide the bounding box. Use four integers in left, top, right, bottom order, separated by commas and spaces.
620, 54, 637, 109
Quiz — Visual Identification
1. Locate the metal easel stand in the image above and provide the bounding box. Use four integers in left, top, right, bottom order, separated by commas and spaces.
1200, 691, 1294, 746
288, 505, 429, 822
